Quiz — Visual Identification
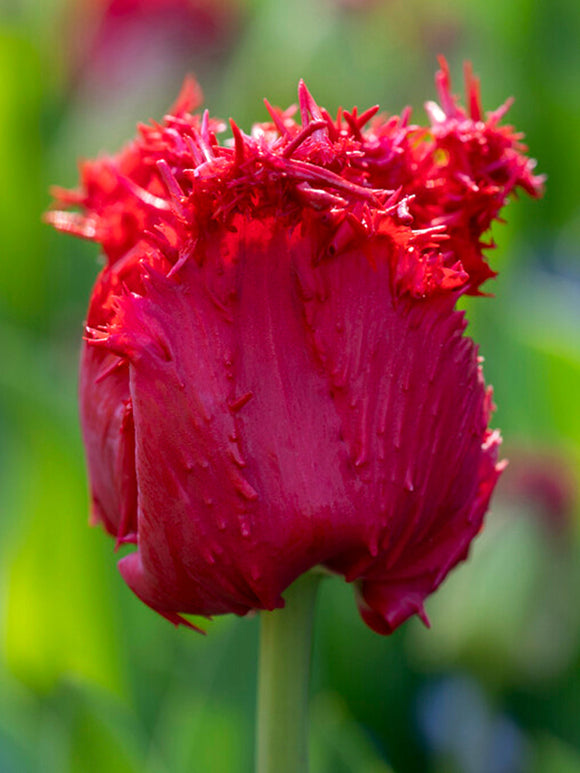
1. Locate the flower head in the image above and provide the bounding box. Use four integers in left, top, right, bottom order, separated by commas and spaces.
67, 0, 237, 86
47, 61, 543, 634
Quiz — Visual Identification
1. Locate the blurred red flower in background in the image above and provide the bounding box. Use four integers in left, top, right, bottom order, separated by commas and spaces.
47, 61, 542, 634
66, 0, 238, 87
499, 447, 577, 534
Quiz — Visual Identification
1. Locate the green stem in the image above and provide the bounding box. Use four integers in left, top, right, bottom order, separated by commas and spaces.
256, 572, 321, 773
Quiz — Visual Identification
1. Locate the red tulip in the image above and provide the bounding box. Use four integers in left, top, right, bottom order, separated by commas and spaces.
65, 0, 238, 87
47, 61, 543, 634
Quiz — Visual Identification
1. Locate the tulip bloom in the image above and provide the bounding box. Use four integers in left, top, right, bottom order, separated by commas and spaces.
65, 0, 238, 91
47, 61, 542, 635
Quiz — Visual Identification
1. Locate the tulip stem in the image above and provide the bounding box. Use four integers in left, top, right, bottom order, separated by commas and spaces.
256, 572, 321, 773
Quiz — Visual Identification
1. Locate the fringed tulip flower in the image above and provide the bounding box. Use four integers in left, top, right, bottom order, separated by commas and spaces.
47, 61, 543, 635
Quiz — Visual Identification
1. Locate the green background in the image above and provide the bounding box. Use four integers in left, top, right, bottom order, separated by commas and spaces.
1, 0, 579, 770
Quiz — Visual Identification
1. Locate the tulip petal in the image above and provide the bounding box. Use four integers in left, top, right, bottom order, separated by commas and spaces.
295, 239, 503, 629
80, 266, 139, 543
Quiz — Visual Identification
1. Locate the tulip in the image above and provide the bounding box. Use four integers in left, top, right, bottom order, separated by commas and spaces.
47, 60, 542, 771
47, 60, 542, 636
70, 0, 237, 74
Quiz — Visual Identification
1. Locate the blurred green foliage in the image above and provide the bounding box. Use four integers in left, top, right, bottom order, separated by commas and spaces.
1, 0, 579, 771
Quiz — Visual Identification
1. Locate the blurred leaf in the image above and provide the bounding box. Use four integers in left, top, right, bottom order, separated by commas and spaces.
4, 422, 125, 694
1, 330, 126, 695
533, 734, 580, 773
144, 617, 255, 773
67, 683, 151, 773
0, 669, 38, 773
0, 28, 47, 327
311, 691, 393, 773
151, 693, 246, 773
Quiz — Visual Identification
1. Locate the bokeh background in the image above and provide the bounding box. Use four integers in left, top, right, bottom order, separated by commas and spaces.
1, 1, 579, 771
